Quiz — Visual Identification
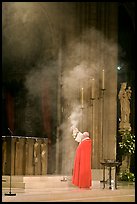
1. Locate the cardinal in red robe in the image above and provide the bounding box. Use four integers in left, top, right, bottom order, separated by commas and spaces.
72, 131, 92, 189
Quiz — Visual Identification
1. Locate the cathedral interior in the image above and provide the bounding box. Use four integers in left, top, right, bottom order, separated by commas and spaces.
2, 2, 135, 176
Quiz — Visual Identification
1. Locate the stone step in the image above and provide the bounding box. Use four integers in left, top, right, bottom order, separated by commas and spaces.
23, 175, 66, 182
2, 175, 101, 191
2, 188, 25, 194
23, 176, 100, 188
2, 169, 107, 191
2, 176, 25, 189
2, 182, 25, 188
23, 175, 73, 189
24, 181, 100, 193
2, 175, 24, 182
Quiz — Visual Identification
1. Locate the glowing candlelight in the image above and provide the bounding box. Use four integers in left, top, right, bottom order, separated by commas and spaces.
102, 69, 105, 89
81, 87, 84, 108
91, 78, 95, 99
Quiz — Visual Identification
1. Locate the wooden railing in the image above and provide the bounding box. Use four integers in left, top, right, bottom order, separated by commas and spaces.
2, 136, 48, 175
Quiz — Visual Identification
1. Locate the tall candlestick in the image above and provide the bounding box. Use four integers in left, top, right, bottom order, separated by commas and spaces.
91, 78, 95, 99
102, 69, 105, 89
81, 87, 84, 108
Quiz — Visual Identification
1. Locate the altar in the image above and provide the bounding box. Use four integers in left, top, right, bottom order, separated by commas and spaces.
2, 136, 48, 175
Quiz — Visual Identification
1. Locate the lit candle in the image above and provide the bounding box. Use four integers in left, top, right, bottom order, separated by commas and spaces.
102, 69, 105, 89
81, 87, 84, 108
91, 78, 95, 99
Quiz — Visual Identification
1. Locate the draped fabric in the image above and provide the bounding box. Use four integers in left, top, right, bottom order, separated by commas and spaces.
72, 138, 92, 188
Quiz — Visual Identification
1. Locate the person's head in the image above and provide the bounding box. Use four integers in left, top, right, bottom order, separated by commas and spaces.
82, 132, 89, 138
121, 82, 127, 89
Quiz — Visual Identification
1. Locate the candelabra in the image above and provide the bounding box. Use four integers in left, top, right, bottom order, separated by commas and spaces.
81, 106, 84, 132
81, 87, 84, 132
100, 88, 106, 161
90, 97, 95, 157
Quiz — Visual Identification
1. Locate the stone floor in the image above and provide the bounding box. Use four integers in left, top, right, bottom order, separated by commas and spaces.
2, 181, 135, 202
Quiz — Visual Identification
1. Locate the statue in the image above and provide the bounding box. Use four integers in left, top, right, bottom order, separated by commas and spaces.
33, 139, 39, 175
118, 82, 132, 131
33, 140, 39, 163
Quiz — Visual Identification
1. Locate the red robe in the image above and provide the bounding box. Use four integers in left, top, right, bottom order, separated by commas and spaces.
72, 138, 92, 188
